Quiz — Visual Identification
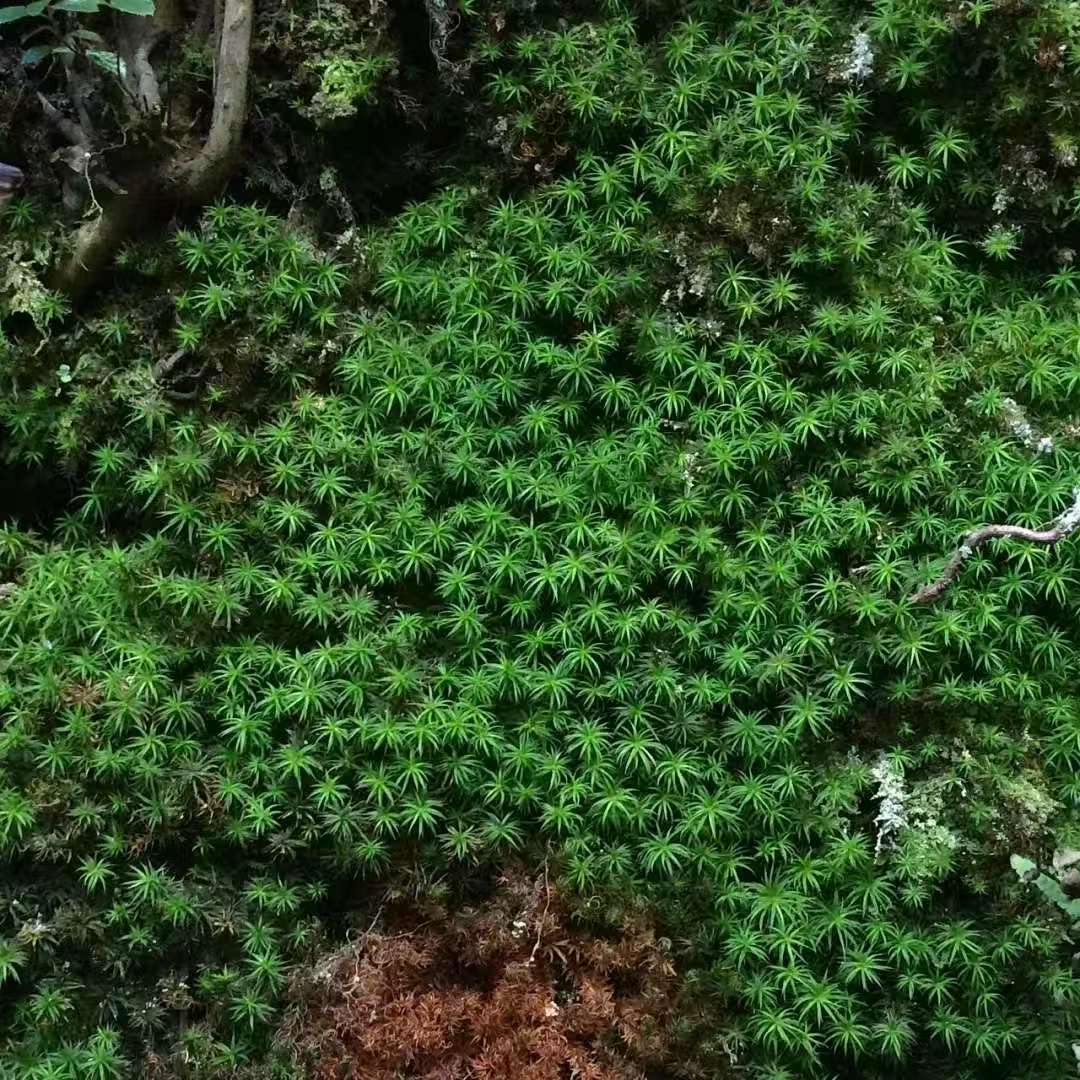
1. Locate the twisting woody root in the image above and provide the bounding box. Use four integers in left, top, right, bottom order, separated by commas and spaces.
911, 489, 1080, 604
51, 0, 254, 297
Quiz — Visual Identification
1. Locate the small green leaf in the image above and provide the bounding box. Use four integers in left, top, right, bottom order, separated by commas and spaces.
54, 0, 102, 10
21, 44, 57, 65
88, 49, 126, 78
1010, 853, 1037, 880
106, 0, 155, 13
1013, 854, 1080, 919
0, 0, 45, 17
1033, 875, 1080, 918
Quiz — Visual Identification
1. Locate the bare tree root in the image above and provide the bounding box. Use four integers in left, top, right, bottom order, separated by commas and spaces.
173, 0, 254, 203
50, 0, 254, 299
51, 177, 159, 295
910, 489, 1080, 604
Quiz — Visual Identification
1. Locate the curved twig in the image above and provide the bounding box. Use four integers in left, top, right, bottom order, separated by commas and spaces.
911, 489, 1080, 604
152, 346, 188, 381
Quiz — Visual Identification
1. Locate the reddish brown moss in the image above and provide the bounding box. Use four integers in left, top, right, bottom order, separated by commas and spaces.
279, 871, 679, 1079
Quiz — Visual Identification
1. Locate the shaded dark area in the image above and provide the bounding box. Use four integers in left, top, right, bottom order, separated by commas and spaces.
854, 11, 1080, 268
0, 437, 78, 530
236, 0, 498, 227
319, 90, 481, 222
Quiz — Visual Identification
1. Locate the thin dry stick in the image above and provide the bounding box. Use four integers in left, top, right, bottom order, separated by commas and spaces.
529, 858, 551, 965
911, 489, 1080, 604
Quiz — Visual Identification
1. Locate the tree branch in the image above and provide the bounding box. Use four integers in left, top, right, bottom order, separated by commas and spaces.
910, 489, 1080, 604
62, 56, 98, 140
119, 16, 168, 117
170, 0, 253, 203
38, 91, 89, 147
50, 0, 254, 298
50, 178, 156, 294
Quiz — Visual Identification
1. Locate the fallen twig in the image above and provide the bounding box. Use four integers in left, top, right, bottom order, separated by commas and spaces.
529, 858, 550, 965
152, 347, 189, 382
911, 488, 1080, 604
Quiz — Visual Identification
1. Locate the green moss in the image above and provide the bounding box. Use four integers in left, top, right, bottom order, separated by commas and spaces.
5, 2, 1080, 1077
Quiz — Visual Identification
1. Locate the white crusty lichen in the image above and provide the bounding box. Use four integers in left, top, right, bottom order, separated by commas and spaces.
870, 752, 906, 855
1054, 487, 1080, 535
842, 30, 874, 81
1002, 396, 1054, 454
870, 758, 961, 875
681, 449, 701, 494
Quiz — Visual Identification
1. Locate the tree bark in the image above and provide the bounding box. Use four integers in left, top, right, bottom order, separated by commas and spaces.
171, 0, 253, 204
50, 0, 254, 299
